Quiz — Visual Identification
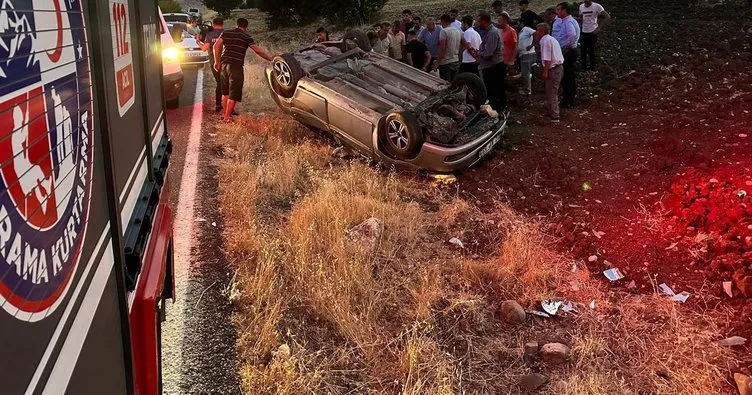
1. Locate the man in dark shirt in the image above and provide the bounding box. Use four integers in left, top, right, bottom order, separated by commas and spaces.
199, 18, 224, 112
405, 31, 430, 71
519, 0, 544, 28
213, 18, 275, 122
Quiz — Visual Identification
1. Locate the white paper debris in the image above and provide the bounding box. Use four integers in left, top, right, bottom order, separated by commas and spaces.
603, 268, 625, 281
723, 281, 734, 298
715, 336, 747, 347
211, 221, 217, 227
659, 283, 675, 296
672, 292, 691, 303
542, 300, 562, 316
528, 310, 551, 318
449, 237, 465, 249
561, 301, 578, 314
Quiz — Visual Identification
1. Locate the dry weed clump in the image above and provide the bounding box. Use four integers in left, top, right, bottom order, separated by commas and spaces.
216, 114, 738, 394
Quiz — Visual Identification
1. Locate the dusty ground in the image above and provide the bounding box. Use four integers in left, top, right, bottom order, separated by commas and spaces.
462, 0, 752, 347
200, 0, 752, 393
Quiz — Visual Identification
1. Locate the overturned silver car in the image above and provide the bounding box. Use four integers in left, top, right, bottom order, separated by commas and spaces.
265, 31, 508, 173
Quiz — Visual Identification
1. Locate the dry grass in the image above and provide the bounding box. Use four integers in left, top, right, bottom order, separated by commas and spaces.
213, 113, 738, 394
208, 5, 738, 392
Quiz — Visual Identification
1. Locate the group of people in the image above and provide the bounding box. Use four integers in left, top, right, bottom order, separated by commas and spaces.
197, 1, 610, 123
364, 0, 610, 122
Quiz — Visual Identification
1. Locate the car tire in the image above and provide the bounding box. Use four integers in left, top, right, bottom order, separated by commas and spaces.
166, 98, 179, 109
271, 53, 303, 99
379, 111, 423, 160
451, 73, 487, 108
343, 29, 372, 52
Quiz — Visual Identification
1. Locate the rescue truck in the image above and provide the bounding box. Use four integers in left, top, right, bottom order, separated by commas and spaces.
0, 0, 175, 393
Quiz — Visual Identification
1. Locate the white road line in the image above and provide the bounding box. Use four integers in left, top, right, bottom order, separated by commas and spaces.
162, 69, 204, 392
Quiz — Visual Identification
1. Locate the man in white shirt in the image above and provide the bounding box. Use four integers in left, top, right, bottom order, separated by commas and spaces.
388, 20, 406, 61
433, 13, 467, 81
535, 23, 564, 122
373, 22, 392, 56
517, 24, 536, 95
578, 0, 610, 71
449, 9, 463, 30
460, 15, 481, 75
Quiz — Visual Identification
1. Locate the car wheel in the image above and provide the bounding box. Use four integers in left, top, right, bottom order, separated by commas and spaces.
343, 29, 372, 52
271, 54, 303, 99
166, 98, 179, 109
451, 73, 487, 108
379, 111, 423, 160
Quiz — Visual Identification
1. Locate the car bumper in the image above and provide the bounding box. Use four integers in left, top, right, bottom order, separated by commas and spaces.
393, 115, 508, 173
181, 53, 209, 65
163, 70, 184, 101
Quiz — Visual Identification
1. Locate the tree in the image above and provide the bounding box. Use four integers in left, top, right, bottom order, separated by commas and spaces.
258, 0, 388, 29
158, 0, 182, 13
203, 0, 243, 16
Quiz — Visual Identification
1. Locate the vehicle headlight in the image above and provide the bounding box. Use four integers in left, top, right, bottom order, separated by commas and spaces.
162, 46, 181, 63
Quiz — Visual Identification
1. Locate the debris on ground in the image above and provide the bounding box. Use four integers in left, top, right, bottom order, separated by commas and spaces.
603, 268, 625, 282
499, 300, 527, 324
449, 237, 465, 249
658, 283, 691, 303
541, 300, 562, 316
332, 146, 357, 159
715, 336, 747, 347
430, 173, 457, 185
723, 281, 734, 298
348, 217, 384, 252
538, 343, 571, 364
519, 373, 549, 392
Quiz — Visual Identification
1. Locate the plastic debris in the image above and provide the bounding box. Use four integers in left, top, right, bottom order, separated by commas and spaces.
571, 262, 579, 272
528, 310, 551, 318
723, 281, 734, 298
211, 221, 217, 227
603, 268, 625, 282
449, 237, 465, 249
715, 336, 747, 347
659, 283, 691, 303
561, 301, 578, 314
659, 283, 675, 296
672, 292, 691, 303
582, 182, 592, 192
430, 174, 457, 185
738, 190, 748, 199
589, 300, 596, 310
541, 300, 562, 316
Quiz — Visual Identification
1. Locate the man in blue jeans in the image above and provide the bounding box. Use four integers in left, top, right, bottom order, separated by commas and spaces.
198, 18, 224, 112
552, 2, 580, 108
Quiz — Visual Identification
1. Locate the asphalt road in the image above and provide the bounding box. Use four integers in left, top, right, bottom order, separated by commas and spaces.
161, 65, 241, 394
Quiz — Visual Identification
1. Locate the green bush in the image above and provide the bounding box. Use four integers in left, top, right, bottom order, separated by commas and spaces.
158, 0, 182, 13
258, 0, 388, 29
204, 0, 243, 16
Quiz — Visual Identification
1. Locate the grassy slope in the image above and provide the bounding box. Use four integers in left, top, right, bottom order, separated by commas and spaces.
211, 1, 740, 393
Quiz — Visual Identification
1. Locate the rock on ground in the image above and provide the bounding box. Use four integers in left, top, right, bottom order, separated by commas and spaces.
499, 300, 527, 325
539, 343, 571, 364
523, 341, 540, 362
349, 217, 384, 252
519, 373, 549, 392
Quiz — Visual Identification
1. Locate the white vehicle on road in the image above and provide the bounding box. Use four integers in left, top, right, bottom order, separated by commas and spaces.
168, 23, 209, 66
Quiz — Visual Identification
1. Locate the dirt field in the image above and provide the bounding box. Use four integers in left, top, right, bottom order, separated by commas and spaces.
206, 0, 752, 393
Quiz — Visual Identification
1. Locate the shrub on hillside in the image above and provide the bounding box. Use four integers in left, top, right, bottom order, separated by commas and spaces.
158, 0, 182, 13
258, 0, 388, 29
204, 0, 243, 16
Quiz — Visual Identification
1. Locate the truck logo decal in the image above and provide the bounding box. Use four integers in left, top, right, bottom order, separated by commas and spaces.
110, 0, 135, 116
0, 0, 93, 320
